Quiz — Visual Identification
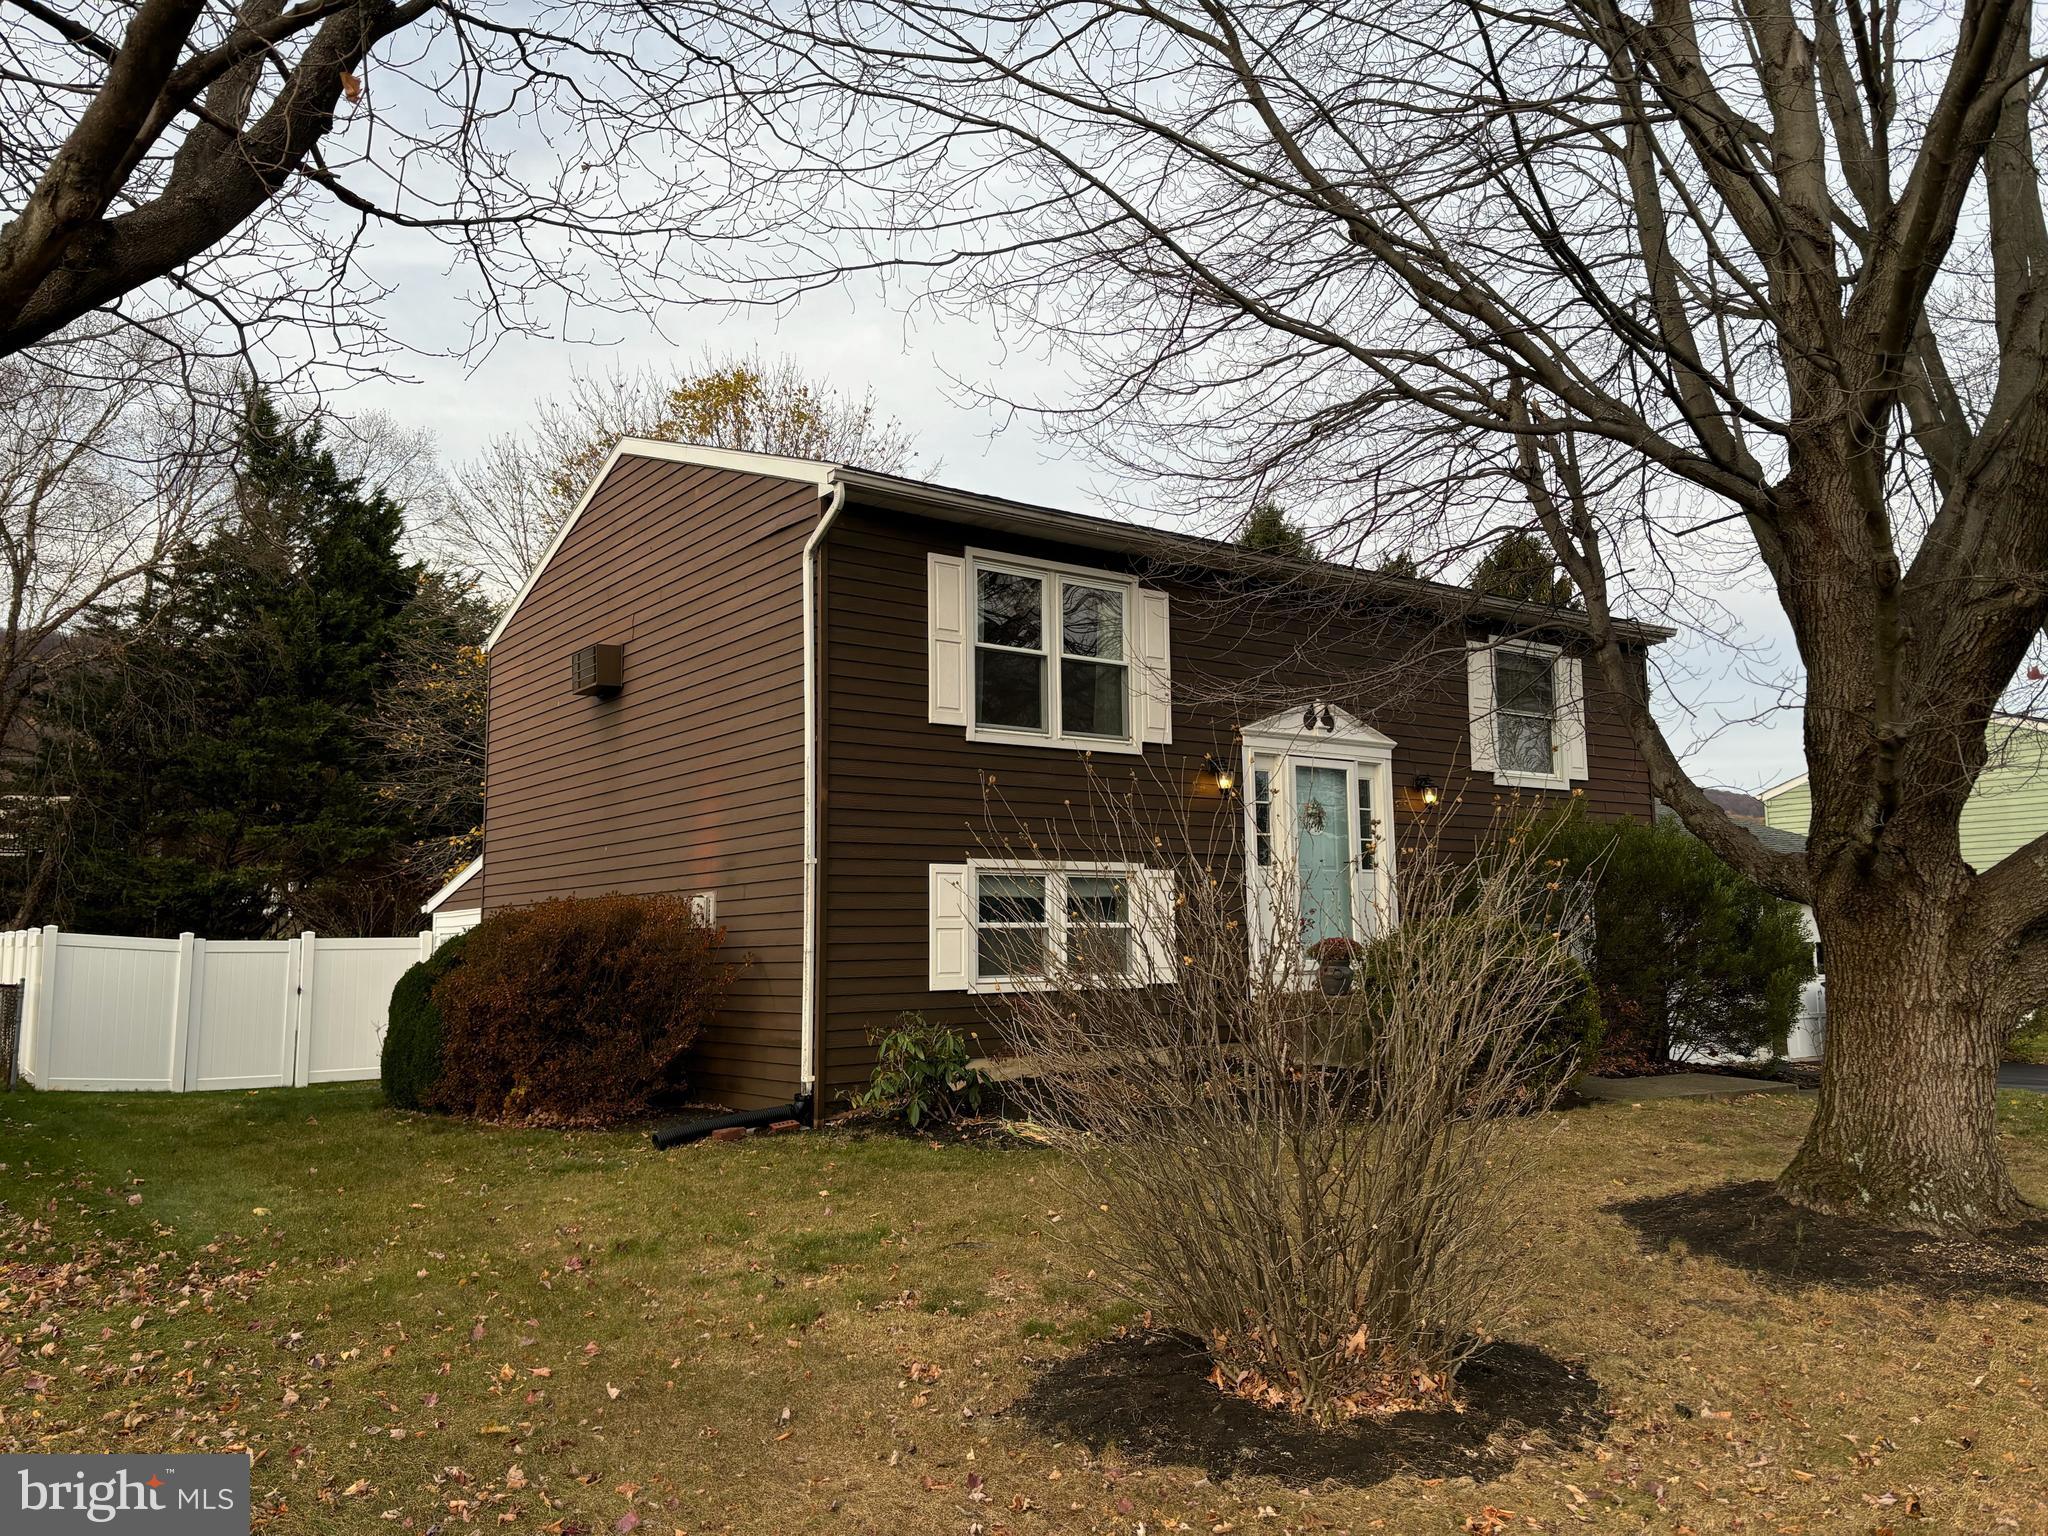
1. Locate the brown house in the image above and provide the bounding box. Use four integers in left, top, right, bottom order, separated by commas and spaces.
481, 441, 1670, 1111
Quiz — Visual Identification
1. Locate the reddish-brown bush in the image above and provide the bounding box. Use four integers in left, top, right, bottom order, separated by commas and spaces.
428, 893, 734, 1124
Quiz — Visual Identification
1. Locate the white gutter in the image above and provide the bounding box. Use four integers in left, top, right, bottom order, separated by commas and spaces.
799, 474, 848, 1100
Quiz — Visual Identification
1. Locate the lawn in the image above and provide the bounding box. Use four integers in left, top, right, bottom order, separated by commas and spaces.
2, 1086, 2046, 1535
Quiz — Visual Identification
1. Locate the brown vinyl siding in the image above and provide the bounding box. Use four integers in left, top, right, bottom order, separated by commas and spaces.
485, 455, 821, 1108
816, 505, 1653, 1105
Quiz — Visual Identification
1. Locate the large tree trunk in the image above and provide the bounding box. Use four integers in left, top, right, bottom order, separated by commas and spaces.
1778, 877, 2024, 1232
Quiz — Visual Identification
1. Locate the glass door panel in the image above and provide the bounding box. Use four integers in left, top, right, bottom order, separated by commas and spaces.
1294, 763, 1353, 953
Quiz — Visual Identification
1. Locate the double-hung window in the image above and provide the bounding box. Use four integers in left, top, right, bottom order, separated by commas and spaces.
972, 866, 1134, 984
1493, 649, 1557, 777
1467, 639, 1588, 789
929, 861, 1169, 991
930, 550, 1168, 748
972, 560, 1132, 747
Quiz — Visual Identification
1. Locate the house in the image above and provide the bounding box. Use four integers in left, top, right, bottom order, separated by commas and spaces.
421, 857, 483, 947
1759, 716, 2048, 870
1757, 716, 2048, 1061
478, 441, 1671, 1111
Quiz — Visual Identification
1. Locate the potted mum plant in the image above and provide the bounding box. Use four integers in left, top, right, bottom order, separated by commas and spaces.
1311, 936, 1365, 996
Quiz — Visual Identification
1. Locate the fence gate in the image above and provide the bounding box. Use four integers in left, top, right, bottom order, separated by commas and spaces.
0, 927, 431, 1092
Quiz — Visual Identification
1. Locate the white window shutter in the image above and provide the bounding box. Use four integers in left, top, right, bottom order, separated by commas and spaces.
1135, 588, 1173, 745
928, 554, 969, 726
928, 864, 973, 990
1131, 867, 1178, 984
1466, 642, 1498, 774
1559, 655, 1589, 781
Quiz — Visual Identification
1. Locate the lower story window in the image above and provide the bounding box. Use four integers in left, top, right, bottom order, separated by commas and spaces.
975, 866, 1138, 984
977, 872, 1051, 980
930, 861, 1169, 992
1064, 874, 1131, 976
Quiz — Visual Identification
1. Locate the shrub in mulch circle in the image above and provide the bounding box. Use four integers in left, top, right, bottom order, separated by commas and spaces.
428, 893, 735, 1124
992, 774, 1597, 1428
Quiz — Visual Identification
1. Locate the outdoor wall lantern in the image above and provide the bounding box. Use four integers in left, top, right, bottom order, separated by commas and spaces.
1407, 774, 1441, 812
1202, 753, 1238, 795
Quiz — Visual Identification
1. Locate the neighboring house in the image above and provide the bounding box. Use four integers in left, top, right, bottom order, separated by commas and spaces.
1757, 718, 2048, 1061
479, 441, 1672, 1111
1759, 715, 2048, 870
421, 857, 483, 947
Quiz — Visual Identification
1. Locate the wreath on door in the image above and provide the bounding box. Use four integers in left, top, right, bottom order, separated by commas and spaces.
1301, 796, 1327, 833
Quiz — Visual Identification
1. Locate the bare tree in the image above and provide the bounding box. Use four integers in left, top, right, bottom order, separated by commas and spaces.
0, 332, 231, 766
430, 352, 919, 603
0, 0, 782, 371
680, 0, 2048, 1231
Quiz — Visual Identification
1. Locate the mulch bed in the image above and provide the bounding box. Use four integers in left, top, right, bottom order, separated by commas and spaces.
1012, 1330, 1604, 1487
1610, 1179, 2048, 1299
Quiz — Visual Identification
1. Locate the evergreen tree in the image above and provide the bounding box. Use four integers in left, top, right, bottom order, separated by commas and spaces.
38, 390, 424, 936
1537, 805, 1813, 1068
1238, 499, 1317, 559
1374, 551, 1421, 580
1471, 530, 1578, 608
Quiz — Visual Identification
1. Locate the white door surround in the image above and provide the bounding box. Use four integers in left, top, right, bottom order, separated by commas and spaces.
1239, 705, 1398, 978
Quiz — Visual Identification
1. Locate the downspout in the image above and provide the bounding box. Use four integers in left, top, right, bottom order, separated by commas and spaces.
800, 476, 847, 1113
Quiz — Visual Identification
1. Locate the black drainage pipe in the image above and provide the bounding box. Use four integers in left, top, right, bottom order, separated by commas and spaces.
650, 1091, 812, 1150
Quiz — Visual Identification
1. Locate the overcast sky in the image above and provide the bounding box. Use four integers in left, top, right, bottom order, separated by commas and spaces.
344, 244, 1808, 799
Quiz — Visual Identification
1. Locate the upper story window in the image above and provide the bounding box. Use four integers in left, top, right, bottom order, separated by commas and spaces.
1466, 639, 1588, 790
1493, 649, 1557, 777
973, 563, 1129, 743
929, 549, 1172, 751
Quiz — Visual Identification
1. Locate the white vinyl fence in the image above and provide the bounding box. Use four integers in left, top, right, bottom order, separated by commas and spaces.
0, 926, 432, 1092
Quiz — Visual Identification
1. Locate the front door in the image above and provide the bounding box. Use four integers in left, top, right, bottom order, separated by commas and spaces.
1293, 761, 1355, 953
1240, 706, 1398, 980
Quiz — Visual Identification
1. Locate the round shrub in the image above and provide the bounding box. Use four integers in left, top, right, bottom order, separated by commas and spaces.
382, 930, 471, 1110
428, 893, 734, 1124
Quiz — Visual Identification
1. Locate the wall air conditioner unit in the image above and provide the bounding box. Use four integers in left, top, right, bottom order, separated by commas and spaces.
570, 643, 624, 697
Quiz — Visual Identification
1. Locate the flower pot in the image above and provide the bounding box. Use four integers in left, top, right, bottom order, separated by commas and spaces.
1319, 960, 1353, 997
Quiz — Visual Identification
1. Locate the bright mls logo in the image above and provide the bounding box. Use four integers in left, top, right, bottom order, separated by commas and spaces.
1, 1455, 248, 1534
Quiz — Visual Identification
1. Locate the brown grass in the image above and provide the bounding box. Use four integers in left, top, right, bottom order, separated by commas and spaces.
2, 1084, 2046, 1533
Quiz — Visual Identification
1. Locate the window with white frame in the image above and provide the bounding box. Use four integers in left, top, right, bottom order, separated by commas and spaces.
1467, 639, 1588, 788
1493, 649, 1557, 776
973, 561, 1130, 744
928, 550, 1173, 750
928, 861, 1171, 991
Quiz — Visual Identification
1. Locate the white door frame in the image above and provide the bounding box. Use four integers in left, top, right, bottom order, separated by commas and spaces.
1239, 705, 1398, 980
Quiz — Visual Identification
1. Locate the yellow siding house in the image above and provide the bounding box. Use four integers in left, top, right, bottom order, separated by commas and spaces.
1759, 717, 2048, 869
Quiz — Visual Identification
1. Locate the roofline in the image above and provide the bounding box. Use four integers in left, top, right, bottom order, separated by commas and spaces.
484, 440, 1677, 651
1755, 715, 2048, 803
421, 856, 484, 914
1756, 773, 1808, 801
483, 441, 837, 650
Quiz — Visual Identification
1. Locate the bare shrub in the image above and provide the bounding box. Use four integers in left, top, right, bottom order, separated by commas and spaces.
990, 773, 1591, 1425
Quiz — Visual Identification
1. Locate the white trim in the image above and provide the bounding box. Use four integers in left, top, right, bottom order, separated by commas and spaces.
961, 548, 1145, 755
420, 856, 484, 914
485, 439, 838, 651
936, 859, 1159, 994
1469, 638, 1581, 791
1757, 772, 1809, 801
1238, 706, 1399, 979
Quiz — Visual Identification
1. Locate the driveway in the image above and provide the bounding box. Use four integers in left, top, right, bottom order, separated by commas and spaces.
2000, 1063, 2048, 1092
